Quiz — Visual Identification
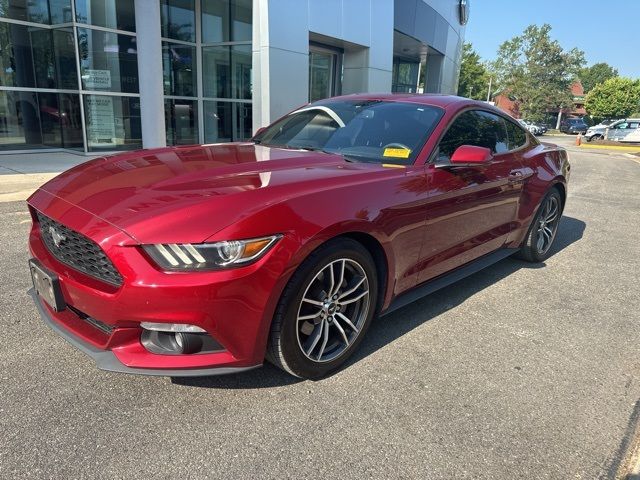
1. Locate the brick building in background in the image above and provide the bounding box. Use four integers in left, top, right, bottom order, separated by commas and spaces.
493, 80, 586, 125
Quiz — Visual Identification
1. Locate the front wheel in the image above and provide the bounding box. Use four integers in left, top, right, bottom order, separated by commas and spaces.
516, 189, 562, 263
267, 238, 378, 379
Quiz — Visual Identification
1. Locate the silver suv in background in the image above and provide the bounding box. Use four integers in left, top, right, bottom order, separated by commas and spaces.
605, 119, 640, 142
585, 119, 617, 142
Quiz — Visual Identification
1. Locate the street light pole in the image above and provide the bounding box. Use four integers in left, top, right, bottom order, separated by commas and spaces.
486, 77, 493, 102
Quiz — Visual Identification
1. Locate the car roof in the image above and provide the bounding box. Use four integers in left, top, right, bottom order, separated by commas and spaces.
324, 93, 483, 110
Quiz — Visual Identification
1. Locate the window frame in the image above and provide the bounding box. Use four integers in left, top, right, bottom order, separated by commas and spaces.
428, 106, 532, 165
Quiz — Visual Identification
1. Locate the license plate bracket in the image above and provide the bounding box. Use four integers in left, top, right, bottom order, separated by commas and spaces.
29, 259, 66, 312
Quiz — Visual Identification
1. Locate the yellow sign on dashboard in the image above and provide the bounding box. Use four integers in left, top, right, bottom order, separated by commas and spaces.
383, 147, 411, 159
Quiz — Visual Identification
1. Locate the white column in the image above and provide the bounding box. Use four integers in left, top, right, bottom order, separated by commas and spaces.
252, 0, 309, 134
134, 0, 166, 148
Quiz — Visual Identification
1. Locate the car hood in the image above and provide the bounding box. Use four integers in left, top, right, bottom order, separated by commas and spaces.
29, 143, 378, 244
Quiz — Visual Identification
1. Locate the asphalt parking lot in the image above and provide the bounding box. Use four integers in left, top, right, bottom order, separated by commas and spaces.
0, 138, 639, 479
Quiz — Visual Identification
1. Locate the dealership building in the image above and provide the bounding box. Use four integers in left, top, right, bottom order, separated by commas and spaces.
0, 0, 467, 154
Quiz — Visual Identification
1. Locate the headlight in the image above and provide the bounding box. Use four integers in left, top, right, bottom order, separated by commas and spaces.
143, 235, 281, 270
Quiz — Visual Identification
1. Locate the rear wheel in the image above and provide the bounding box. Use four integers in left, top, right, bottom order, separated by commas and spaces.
267, 238, 378, 379
516, 189, 562, 263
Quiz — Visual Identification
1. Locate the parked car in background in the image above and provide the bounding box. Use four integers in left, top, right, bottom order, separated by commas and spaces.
518, 119, 544, 136
525, 120, 547, 135
585, 119, 618, 141
605, 119, 640, 142
27, 94, 570, 379
560, 117, 588, 135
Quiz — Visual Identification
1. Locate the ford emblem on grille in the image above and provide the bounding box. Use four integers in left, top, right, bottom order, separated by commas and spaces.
49, 225, 66, 247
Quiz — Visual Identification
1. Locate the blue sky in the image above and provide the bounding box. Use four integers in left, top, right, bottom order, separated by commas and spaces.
464, 0, 640, 78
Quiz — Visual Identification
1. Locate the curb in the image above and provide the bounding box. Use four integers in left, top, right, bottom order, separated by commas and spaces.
578, 144, 640, 153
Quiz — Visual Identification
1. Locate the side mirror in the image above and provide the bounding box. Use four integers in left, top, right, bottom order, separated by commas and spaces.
253, 126, 267, 138
448, 145, 493, 166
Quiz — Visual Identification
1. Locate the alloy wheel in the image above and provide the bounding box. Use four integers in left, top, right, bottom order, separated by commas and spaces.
296, 258, 370, 363
536, 195, 560, 254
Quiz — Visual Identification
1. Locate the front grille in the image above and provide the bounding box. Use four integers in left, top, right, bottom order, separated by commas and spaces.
36, 211, 123, 287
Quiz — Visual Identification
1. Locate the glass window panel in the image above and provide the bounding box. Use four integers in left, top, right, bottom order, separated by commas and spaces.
162, 42, 196, 97
165, 99, 198, 145
202, 46, 230, 99
309, 51, 334, 102
204, 100, 231, 143
59, 93, 83, 149
38, 92, 63, 147
52, 28, 79, 89
202, 0, 252, 43
505, 120, 527, 150
392, 58, 419, 93
29, 28, 56, 89
84, 94, 141, 151
233, 45, 251, 99
0, 90, 44, 150
0, 24, 77, 89
438, 110, 509, 160
75, 0, 136, 32
0, 90, 82, 151
202, 45, 251, 99
78, 28, 139, 93
235, 102, 252, 140
160, 0, 195, 42
1, 23, 45, 88
0, 0, 50, 24
49, 0, 74, 24
203, 101, 251, 143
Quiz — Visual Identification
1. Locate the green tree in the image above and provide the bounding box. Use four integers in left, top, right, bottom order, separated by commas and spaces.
457, 43, 489, 100
492, 24, 585, 124
579, 62, 618, 93
584, 77, 640, 119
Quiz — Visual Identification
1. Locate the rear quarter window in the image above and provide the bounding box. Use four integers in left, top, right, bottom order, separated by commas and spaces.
505, 120, 528, 150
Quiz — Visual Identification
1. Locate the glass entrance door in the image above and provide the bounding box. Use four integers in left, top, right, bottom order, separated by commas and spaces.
392, 58, 420, 93
309, 46, 341, 102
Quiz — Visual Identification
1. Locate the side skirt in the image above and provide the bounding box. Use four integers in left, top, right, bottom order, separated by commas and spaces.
381, 248, 519, 316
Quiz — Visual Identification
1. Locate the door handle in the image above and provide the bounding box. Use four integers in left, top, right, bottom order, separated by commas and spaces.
508, 170, 523, 181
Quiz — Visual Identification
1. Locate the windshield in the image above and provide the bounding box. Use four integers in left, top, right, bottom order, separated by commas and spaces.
253, 99, 444, 164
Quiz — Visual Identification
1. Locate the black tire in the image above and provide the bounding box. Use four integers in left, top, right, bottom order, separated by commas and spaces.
516, 189, 563, 263
267, 238, 378, 379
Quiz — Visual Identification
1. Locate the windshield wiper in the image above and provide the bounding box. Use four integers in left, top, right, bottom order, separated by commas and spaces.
285, 144, 325, 152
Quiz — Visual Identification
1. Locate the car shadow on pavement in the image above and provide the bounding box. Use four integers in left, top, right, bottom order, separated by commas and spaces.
172, 216, 585, 390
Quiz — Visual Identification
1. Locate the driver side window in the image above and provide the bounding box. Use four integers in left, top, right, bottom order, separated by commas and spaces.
437, 110, 509, 162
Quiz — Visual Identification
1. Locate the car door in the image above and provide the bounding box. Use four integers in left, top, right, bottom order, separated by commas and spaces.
414, 109, 525, 284
620, 121, 640, 141
608, 121, 628, 141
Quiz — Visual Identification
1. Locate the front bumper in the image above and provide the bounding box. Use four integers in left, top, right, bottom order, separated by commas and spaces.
26, 199, 296, 376
30, 289, 260, 377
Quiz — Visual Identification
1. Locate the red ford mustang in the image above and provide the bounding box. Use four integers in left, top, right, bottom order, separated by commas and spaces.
27, 94, 569, 379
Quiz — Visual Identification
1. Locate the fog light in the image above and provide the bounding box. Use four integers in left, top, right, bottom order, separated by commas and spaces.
140, 323, 225, 356
173, 332, 202, 354
140, 322, 206, 333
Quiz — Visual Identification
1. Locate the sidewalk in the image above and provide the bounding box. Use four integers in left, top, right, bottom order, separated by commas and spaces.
0, 152, 99, 203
